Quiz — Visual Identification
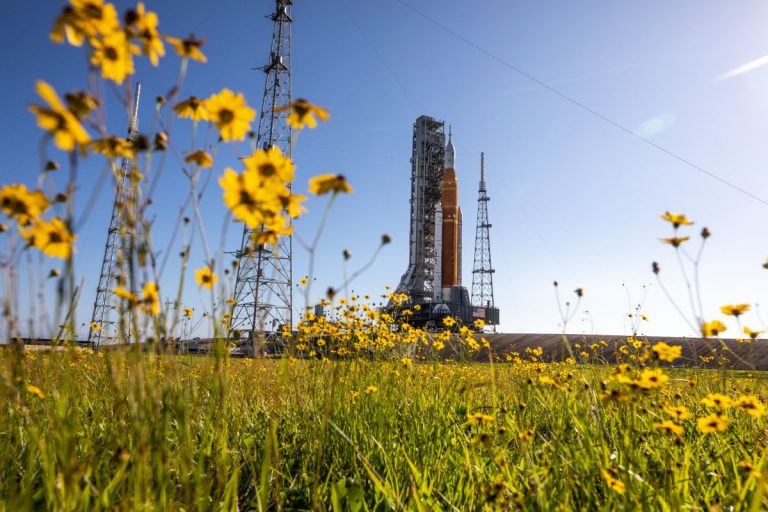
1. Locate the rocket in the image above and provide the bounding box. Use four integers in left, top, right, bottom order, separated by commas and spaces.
435, 129, 462, 302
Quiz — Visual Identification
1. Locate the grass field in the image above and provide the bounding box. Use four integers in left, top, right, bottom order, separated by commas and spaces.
2, 345, 766, 510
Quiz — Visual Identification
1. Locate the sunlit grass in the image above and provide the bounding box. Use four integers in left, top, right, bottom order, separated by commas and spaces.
2, 347, 766, 510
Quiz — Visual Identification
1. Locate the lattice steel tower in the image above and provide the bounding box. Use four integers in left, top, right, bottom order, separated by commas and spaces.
230, 0, 293, 341
471, 152, 495, 311
88, 83, 142, 349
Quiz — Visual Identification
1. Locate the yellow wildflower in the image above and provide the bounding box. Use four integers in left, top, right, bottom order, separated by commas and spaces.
733, 395, 765, 417
219, 168, 271, 227
27, 385, 45, 399
275, 98, 330, 129
166, 35, 207, 62
91, 136, 134, 159
697, 413, 729, 433
50, 0, 119, 47
473, 318, 485, 329
205, 89, 255, 141
308, 174, 353, 195
29, 81, 90, 152
182, 307, 193, 318
601, 470, 625, 495
701, 393, 732, 409
0, 184, 50, 225
184, 150, 214, 169
89, 322, 102, 332
365, 385, 378, 394
251, 215, 292, 245
600, 390, 629, 403
442, 316, 456, 327
298, 277, 308, 286
113, 286, 138, 303
652, 342, 682, 363
243, 146, 295, 182
743, 326, 763, 339
638, 368, 668, 390
21, 217, 76, 259
720, 304, 750, 317
738, 460, 763, 479
195, 266, 218, 290
653, 420, 683, 436
466, 412, 495, 425
174, 97, 209, 121
660, 211, 694, 228
90, 29, 139, 84
126, 2, 164, 66
141, 281, 160, 315
701, 320, 726, 338
660, 236, 690, 248
663, 404, 693, 420
64, 91, 100, 119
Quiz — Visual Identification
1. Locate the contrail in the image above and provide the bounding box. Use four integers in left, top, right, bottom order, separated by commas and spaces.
717, 53, 768, 81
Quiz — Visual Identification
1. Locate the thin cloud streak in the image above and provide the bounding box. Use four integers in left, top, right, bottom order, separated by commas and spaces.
717, 54, 768, 81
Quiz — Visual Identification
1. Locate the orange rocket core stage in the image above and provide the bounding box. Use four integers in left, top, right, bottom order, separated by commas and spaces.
440, 167, 459, 289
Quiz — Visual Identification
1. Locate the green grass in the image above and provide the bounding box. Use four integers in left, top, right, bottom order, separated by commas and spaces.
1, 346, 766, 511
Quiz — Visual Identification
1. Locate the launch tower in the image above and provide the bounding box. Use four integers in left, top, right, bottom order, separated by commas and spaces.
395, 116, 445, 302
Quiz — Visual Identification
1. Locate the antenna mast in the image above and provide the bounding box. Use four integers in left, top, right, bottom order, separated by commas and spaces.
230, 0, 293, 348
88, 82, 141, 348
471, 152, 496, 328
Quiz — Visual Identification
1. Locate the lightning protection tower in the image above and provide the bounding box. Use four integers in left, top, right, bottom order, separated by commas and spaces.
230, 0, 293, 344
471, 152, 496, 326
88, 83, 142, 349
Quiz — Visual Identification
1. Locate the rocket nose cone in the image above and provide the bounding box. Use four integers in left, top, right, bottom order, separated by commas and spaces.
445, 132, 456, 169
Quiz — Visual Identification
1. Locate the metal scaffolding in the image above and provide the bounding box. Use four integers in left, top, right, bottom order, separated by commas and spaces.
395, 115, 445, 302
88, 83, 142, 349
230, 0, 293, 344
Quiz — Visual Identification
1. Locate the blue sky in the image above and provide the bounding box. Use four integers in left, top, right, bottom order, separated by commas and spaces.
2, 0, 768, 338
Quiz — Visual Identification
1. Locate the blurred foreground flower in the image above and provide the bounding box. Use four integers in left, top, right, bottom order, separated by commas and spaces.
697, 413, 729, 433
90, 30, 138, 84
660, 211, 693, 228
166, 35, 207, 63
29, 81, 90, 152
21, 217, 76, 259
275, 99, 329, 129
720, 304, 750, 317
660, 236, 690, 248
174, 97, 209, 121
206, 89, 255, 141
141, 282, 159, 315
126, 2, 164, 66
50, 0, 119, 47
91, 136, 134, 159
195, 266, 218, 290
185, 150, 213, 169
0, 184, 50, 225
701, 320, 726, 338
652, 342, 681, 363
308, 174, 352, 196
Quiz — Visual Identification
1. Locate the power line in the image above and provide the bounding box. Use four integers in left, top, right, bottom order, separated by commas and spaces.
393, 0, 768, 208
189, 0, 226, 34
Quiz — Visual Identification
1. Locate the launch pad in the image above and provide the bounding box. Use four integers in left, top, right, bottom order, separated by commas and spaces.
393, 115, 499, 329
